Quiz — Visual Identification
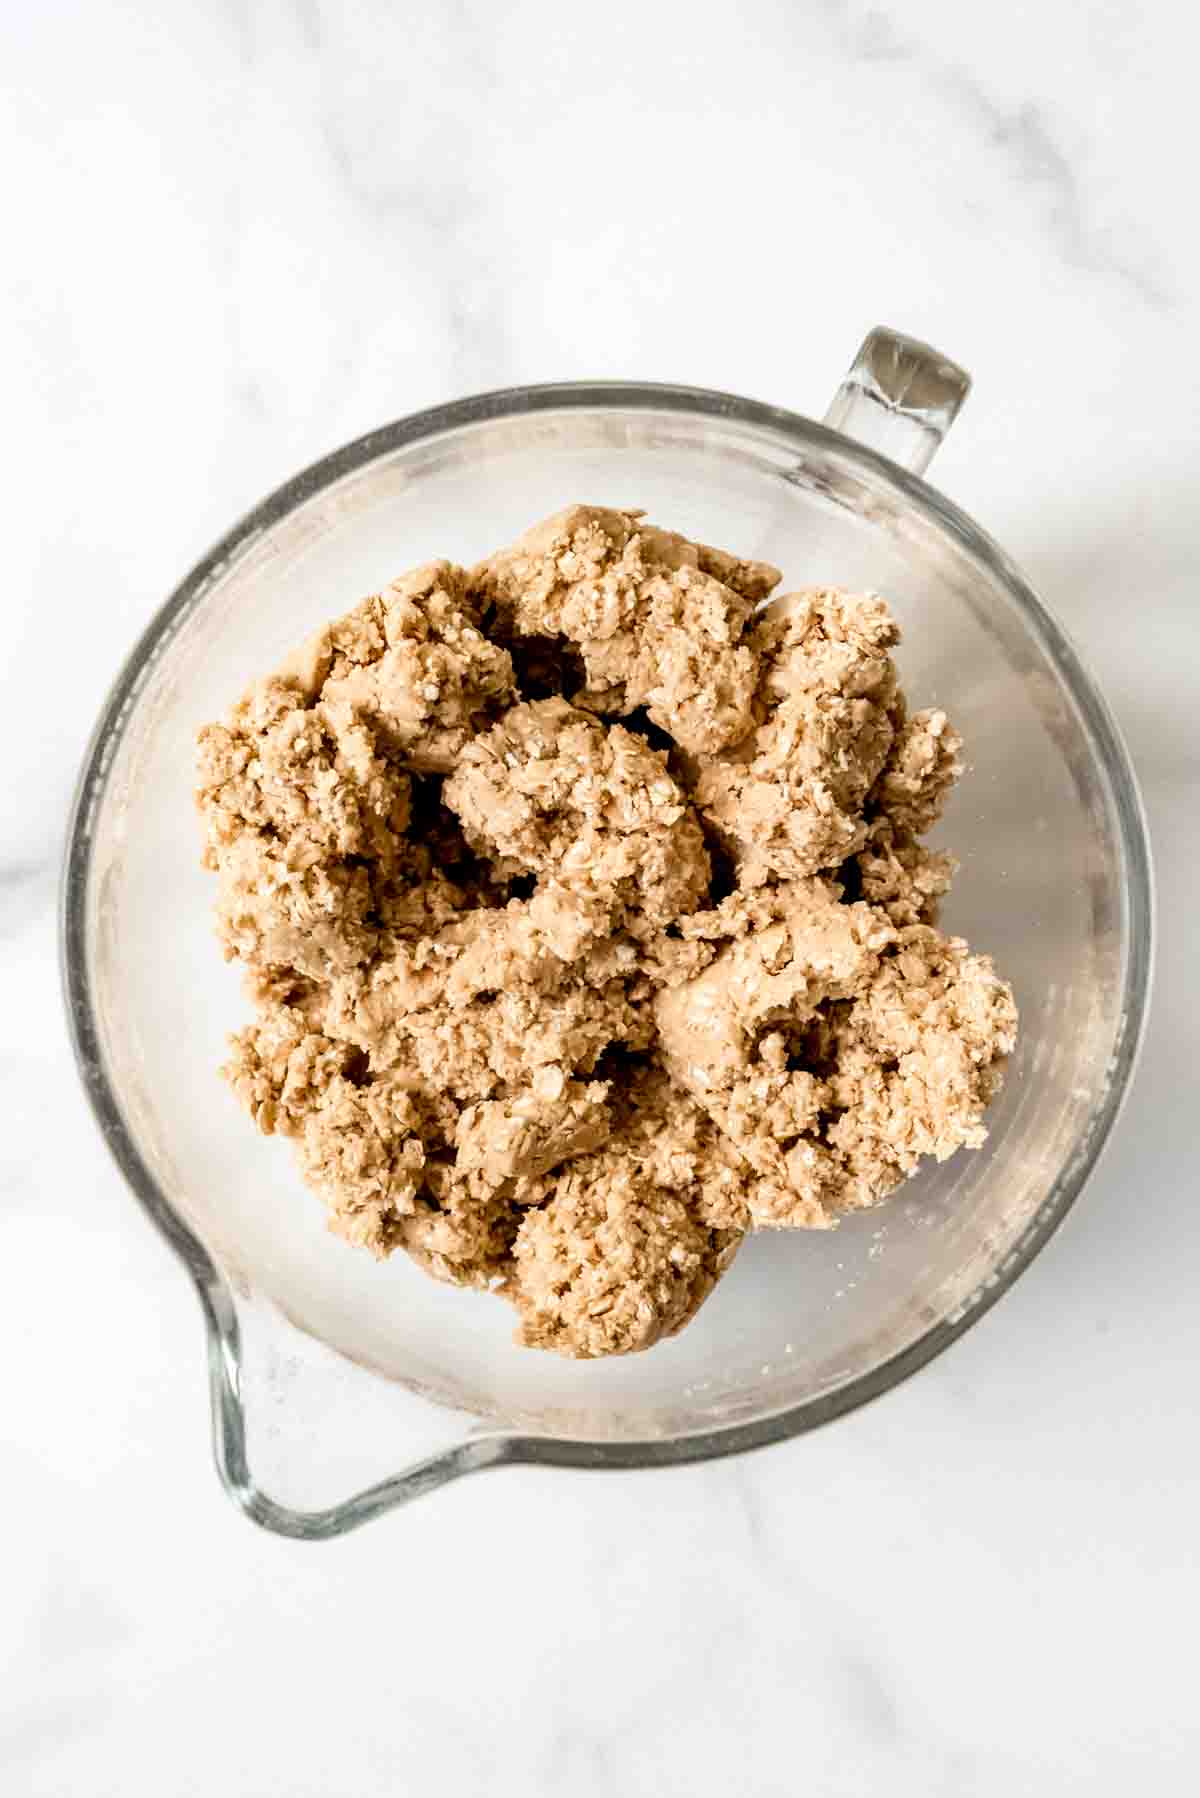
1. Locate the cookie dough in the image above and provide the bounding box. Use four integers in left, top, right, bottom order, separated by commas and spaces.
471, 505, 779, 754
197, 505, 1017, 1358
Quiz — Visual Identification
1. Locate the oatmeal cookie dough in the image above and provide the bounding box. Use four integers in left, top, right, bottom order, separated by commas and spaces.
443, 696, 710, 936
507, 1148, 742, 1358
691, 588, 903, 883
655, 889, 1015, 1226
198, 506, 1017, 1359
470, 505, 780, 754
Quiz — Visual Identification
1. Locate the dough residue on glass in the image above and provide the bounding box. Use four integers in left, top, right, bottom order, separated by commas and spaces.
195, 506, 1017, 1358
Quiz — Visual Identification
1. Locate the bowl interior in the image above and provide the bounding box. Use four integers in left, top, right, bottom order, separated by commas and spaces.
77, 396, 1143, 1440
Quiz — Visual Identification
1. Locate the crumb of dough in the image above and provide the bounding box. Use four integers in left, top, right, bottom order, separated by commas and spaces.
294, 560, 517, 772
869, 703, 964, 836
320, 913, 653, 1098
514, 1063, 760, 1234
689, 589, 900, 883
851, 816, 956, 928
197, 505, 1016, 1358
224, 1017, 428, 1254
653, 878, 895, 1224
196, 683, 413, 976
655, 894, 1016, 1225
455, 1072, 613, 1198
399, 1186, 523, 1290
443, 696, 710, 935
470, 505, 779, 754
506, 1148, 742, 1358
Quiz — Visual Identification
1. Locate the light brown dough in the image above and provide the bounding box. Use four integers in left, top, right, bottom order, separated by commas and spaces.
691, 588, 901, 883
198, 506, 1017, 1359
455, 1071, 613, 1198
470, 505, 779, 754
443, 696, 710, 936
653, 878, 896, 1224
507, 1147, 743, 1358
290, 559, 516, 771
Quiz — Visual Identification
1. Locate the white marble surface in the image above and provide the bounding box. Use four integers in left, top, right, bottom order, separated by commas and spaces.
4, 0, 1198, 1791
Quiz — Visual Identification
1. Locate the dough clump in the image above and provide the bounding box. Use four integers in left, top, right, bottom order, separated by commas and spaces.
197, 506, 1016, 1357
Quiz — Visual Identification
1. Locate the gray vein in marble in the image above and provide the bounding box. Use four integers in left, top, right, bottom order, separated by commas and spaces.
0, 1697, 111, 1780
836, 1651, 904, 1746
0, 861, 56, 937
733, 1467, 907, 1747
307, 2, 513, 391
538, 1727, 613, 1793
816, 0, 1171, 309
0, 1562, 128, 1776
290, 0, 322, 55
215, 0, 254, 77
957, 93, 1169, 310
844, 5, 910, 62
730, 1460, 770, 1564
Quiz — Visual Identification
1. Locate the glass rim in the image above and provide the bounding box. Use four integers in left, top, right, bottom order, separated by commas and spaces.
59, 379, 1155, 1536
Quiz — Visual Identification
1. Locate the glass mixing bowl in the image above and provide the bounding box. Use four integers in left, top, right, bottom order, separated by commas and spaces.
62, 330, 1152, 1537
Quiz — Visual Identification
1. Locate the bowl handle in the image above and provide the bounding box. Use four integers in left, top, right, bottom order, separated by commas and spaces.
824, 326, 971, 476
